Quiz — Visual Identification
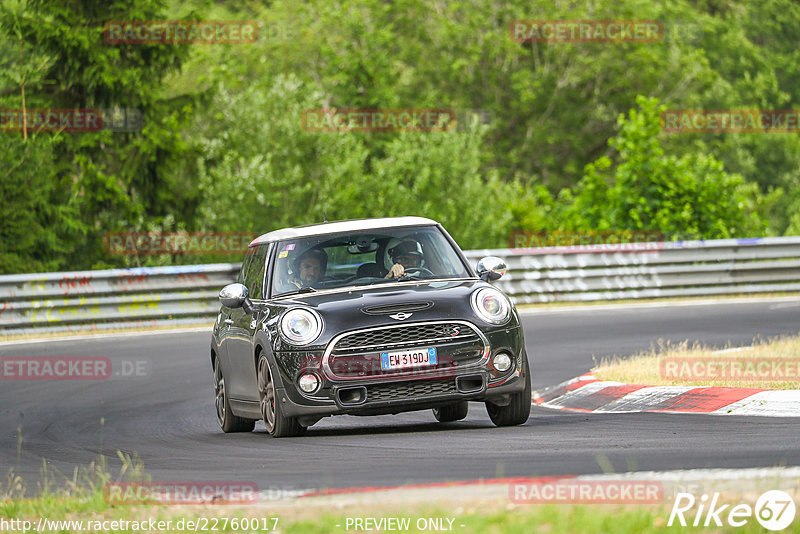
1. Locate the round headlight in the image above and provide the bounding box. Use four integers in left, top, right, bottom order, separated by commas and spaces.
280, 308, 323, 346
471, 287, 511, 324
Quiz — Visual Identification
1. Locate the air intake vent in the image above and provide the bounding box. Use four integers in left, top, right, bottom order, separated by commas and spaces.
366, 379, 457, 402
361, 302, 433, 315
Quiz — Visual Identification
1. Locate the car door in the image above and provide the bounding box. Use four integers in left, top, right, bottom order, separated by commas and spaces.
226, 243, 269, 401
217, 248, 253, 382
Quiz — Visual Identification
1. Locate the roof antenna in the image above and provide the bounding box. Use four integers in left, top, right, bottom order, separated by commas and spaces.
323, 210, 328, 223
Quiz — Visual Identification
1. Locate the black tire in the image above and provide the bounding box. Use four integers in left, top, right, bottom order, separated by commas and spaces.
213, 357, 255, 433
257, 354, 306, 438
433, 401, 469, 422
486, 354, 532, 427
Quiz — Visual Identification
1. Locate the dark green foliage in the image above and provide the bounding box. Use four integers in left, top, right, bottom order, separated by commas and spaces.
1, 0, 798, 273
0, 0, 200, 270
560, 96, 765, 239
0, 135, 84, 273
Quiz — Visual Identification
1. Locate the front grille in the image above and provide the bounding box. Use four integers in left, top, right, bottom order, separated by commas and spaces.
366, 379, 457, 402
334, 322, 478, 351
325, 321, 487, 379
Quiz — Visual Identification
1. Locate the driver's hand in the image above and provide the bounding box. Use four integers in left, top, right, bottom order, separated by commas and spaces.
385, 263, 405, 279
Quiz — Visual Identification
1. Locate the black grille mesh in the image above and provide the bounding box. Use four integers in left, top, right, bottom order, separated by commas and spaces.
334, 323, 477, 350
366, 379, 457, 402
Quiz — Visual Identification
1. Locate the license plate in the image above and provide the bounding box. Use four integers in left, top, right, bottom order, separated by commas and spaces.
380, 347, 437, 371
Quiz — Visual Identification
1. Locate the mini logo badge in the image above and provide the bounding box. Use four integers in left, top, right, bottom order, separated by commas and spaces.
389, 312, 412, 321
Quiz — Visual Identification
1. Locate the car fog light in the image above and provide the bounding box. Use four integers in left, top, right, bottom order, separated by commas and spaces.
298, 373, 320, 393
493, 352, 513, 372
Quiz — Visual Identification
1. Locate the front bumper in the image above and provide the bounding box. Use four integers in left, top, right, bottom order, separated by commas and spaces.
276, 367, 527, 418
273, 321, 527, 418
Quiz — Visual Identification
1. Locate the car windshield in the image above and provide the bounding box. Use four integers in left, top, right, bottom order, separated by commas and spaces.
270, 225, 471, 297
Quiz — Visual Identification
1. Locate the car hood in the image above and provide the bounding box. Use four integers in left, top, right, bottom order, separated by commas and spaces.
273, 278, 503, 334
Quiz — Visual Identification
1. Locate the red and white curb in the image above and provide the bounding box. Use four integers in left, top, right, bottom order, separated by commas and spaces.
532, 373, 800, 417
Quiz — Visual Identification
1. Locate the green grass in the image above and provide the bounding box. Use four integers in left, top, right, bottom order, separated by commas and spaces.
594, 333, 800, 389
1, 433, 150, 523
283, 506, 662, 534
3, 453, 798, 534
5, 497, 800, 533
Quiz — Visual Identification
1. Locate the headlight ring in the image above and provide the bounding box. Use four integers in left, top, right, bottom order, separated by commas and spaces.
280, 308, 323, 346
471, 287, 511, 325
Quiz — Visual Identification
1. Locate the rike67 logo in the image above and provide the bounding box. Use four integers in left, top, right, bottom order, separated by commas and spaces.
669, 490, 796, 531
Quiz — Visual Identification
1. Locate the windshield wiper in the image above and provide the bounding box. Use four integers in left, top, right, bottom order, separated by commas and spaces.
296, 287, 318, 293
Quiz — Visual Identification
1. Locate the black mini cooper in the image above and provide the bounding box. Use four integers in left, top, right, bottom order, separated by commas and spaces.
210, 217, 531, 437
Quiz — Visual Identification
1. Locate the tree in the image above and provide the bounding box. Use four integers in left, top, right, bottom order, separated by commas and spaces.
0, 0, 201, 270
0, 135, 84, 273
560, 96, 766, 239
194, 74, 518, 250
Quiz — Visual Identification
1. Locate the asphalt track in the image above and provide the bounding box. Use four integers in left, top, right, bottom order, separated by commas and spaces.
1, 298, 799, 492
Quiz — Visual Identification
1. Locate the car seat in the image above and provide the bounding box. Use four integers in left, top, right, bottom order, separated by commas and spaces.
356, 262, 387, 278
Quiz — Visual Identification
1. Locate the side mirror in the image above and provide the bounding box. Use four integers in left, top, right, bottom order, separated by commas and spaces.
219, 283, 250, 309
476, 256, 506, 281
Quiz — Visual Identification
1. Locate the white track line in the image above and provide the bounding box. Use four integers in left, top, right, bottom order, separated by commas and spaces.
0, 326, 211, 346
519, 295, 800, 314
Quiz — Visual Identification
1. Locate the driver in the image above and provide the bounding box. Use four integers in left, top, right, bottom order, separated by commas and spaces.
385, 240, 424, 279
290, 248, 327, 288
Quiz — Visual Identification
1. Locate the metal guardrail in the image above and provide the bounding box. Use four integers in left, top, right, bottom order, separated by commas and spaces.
0, 264, 240, 335
465, 236, 800, 304
1, 237, 799, 335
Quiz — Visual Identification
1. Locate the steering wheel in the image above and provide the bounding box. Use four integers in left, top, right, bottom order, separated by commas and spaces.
402, 267, 435, 278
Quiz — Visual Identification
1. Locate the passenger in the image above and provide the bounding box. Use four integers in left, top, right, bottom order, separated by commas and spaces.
290, 248, 327, 288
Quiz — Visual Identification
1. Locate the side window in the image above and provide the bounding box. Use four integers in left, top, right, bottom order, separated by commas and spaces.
237, 248, 254, 285
245, 245, 268, 299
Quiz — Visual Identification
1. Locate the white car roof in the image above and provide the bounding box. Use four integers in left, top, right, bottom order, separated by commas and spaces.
249, 216, 439, 246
